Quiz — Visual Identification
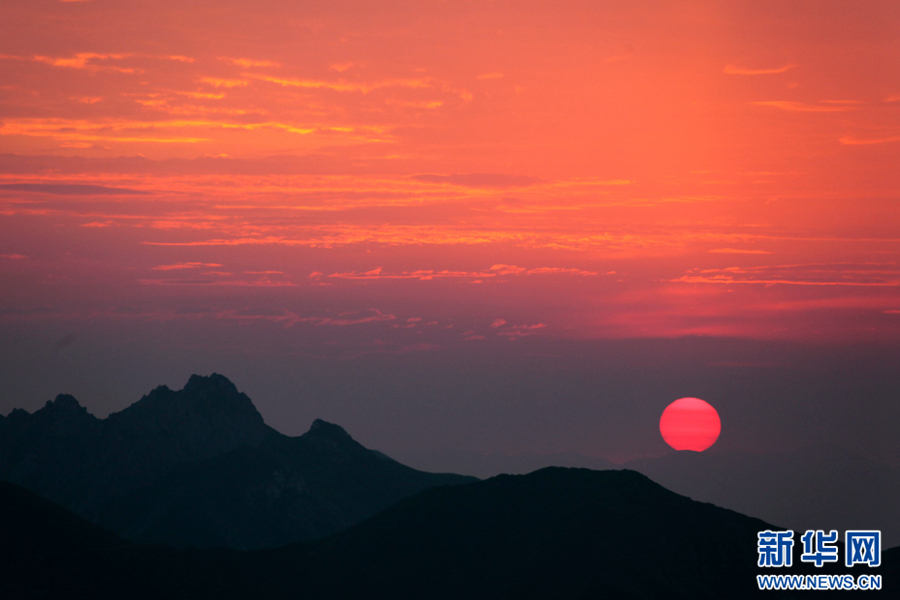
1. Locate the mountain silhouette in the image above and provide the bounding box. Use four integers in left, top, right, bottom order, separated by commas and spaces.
1, 469, 895, 599
622, 447, 900, 549
404, 444, 900, 548
0, 374, 475, 549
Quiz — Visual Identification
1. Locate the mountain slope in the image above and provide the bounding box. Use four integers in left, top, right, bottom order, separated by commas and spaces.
277, 467, 778, 599
623, 447, 900, 548
97, 418, 476, 548
0, 374, 475, 549
2, 469, 895, 599
0, 481, 128, 599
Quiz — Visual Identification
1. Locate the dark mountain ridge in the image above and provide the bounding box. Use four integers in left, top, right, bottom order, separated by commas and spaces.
0, 374, 475, 549
402, 443, 900, 548
2, 469, 896, 599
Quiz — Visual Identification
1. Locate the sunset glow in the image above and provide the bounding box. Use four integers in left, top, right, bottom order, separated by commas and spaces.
2, 2, 898, 345
1, 1, 899, 463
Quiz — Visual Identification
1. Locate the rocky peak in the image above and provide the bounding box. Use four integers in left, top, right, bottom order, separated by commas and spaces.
114, 374, 262, 423
44, 394, 83, 412
306, 419, 353, 441
104, 374, 269, 461
32, 395, 99, 432
183, 373, 239, 396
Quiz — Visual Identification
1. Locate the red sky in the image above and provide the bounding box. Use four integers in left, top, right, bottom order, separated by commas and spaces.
1, 1, 899, 461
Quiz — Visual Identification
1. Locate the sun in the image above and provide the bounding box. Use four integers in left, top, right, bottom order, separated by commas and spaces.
659, 397, 721, 452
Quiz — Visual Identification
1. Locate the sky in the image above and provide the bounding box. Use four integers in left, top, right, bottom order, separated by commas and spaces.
1, 0, 899, 467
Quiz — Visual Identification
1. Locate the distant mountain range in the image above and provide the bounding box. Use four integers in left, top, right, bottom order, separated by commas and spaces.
625, 447, 900, 549
400, 444, 900, 549
0, 374, 474, 549
407, 447, 900, 545
6, 468, 894, 599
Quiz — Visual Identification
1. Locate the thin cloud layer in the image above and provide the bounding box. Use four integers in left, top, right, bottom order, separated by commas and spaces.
0, 0, 898, 345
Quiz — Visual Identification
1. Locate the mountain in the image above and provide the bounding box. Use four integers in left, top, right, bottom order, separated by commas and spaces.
396, 447, 620, 479
0, 481, 128, 599
401, 445, 900, 548
622, 447, 900, 549
1, 469, 895, 599
0, 374, 475, 549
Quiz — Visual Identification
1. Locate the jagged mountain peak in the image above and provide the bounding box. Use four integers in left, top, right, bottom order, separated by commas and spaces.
43, 394, 84, 412
1, 375, 477, 550
306, 418, 353, 441
32, 394, 99, 430
111, 373, 264, 426
184, 372, 239, 395
101, 374, 270, 466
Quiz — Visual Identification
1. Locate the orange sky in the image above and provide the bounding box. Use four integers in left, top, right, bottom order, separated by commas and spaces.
2, 0, 900, 345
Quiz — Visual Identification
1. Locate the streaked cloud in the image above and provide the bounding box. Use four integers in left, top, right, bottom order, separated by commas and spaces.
1, 0, 899, 348
33, 52, 136, 73
723, 64, 796, 75
244, 73, 432, 93
411, 173, 543, 188
220, 57, 280, 68
708, 248, 771, 255
673, 263, 900, 287
327, 264, 597, 281
0, 183, 151, 195
751, 101, 857, 112
152, 262, 224, 271
840, 135, 900, 146
200, 77, 249, 88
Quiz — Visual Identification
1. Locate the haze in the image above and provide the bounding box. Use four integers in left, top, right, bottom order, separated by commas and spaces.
1, 0, 899, 469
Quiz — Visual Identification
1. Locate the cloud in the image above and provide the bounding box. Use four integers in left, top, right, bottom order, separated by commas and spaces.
244, 73, 436, 94
0, 117, 336, 146
411, 173, 543, 188
673, 263, 900, 287
498, 323, 547, 338
524, 267, 598, 276
200, 77, 249, 88
1, 254, 27, 259
840, 135, 900, 146
311, 309, 396, 326
708, 248, 771, 254
327, 264, 597, 281
0, 183, 151, 195
490, 319, 506, 328
476, 72, 504, 79
33, 53, 138, 73
139, 278, 298, 287
152, 262, 224, 271
220, 57, 280, 68
751, 101, 856, 113
0, 118, 213, 144
81, 221, 115, 228
723, 64, 796, 75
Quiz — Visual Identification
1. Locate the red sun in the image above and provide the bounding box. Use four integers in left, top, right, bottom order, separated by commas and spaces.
659, 397, 721, 452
